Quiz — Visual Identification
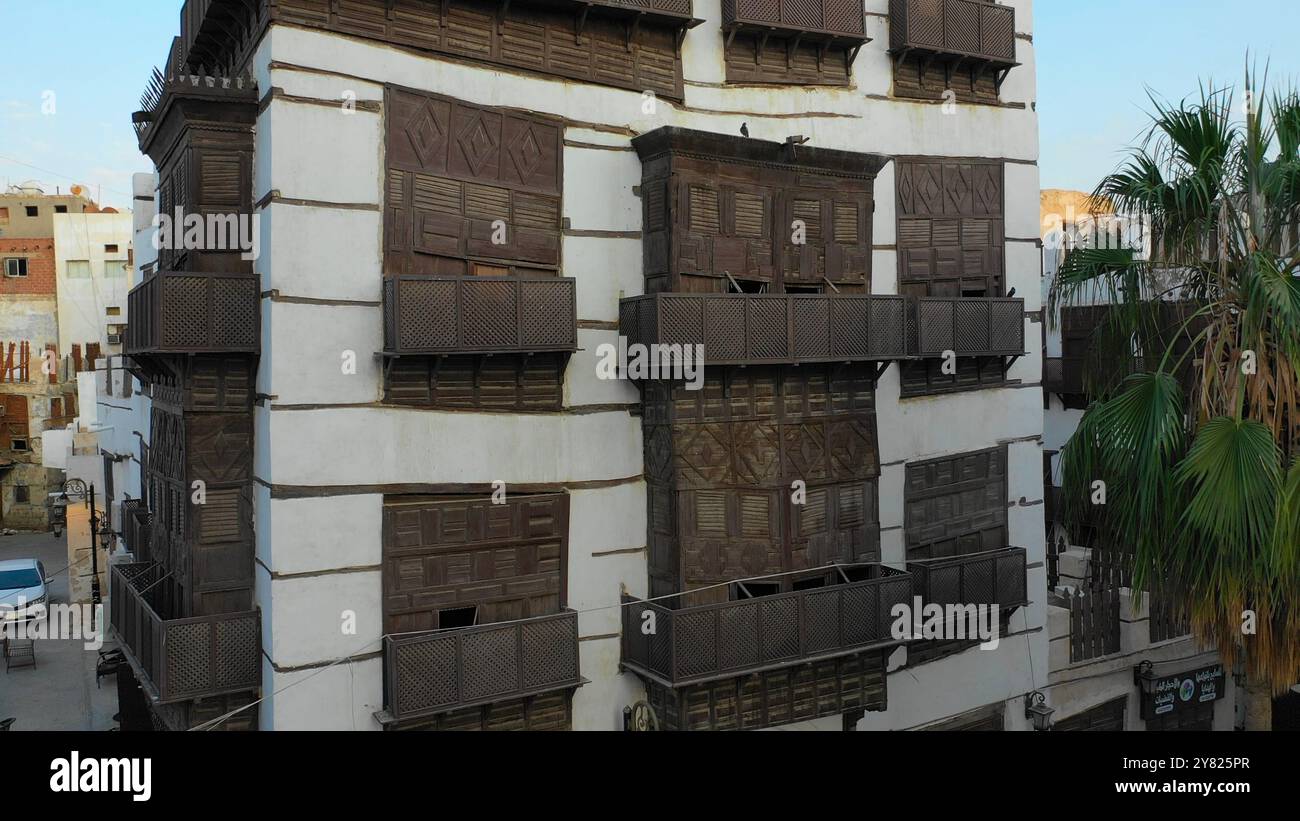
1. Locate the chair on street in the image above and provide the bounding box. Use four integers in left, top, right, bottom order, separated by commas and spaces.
2, 637, 37, 672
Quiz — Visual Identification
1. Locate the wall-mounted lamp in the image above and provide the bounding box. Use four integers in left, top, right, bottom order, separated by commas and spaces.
1024, 690, 1054, 731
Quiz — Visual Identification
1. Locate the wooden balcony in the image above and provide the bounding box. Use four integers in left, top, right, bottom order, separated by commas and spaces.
380, 610, 583, 724
1043, 356, 1086, 395
121, 501, 154, 563
911, 296, 1025, 357
906, 547, 1028, 611
621, 564, 912, 688
619, 293, 909, 366
109, 563, 261, 703
382, 275, 578, 356
559, 0, 701, 27
124, 270, 260, 355
723, 0, 870, 42
619, 293, 1023, 367
889, 0, 1018, 66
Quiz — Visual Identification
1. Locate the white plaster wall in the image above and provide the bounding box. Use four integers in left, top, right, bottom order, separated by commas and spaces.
256, 490, 383, 576
255, 405, 643, 486
256, 562, 383, 670
260, 656, 385, 731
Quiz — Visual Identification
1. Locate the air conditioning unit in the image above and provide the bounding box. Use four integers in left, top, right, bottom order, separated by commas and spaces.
107, 333, 123, 345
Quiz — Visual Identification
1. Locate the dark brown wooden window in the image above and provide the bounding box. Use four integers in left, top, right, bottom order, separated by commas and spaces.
384, 87, 563, 276
904, 446, 1007, 559
381, 493, 569, 634
642, 154, 877, 294
897, 157, 1008, 395
721, 0, 869, 86
1, 395, 29, 449
1054, 305, 1111, 409
1055, 697, 1127, 732
274, 0, 688, 99
643, 364, 881, 598
889, 0, 1018, 105
383, 352, 564, 411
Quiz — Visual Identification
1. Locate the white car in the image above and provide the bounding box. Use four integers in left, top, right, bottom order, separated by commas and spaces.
0, 558, 50, 628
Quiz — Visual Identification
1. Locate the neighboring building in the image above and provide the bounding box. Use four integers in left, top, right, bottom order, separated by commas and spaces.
1, 184, 114, 530
0, 183, 97, 239
0, 344, 79, 530
104, 0, 1048, 732
1039, 190, 1238, 731
53, 211, 136, 358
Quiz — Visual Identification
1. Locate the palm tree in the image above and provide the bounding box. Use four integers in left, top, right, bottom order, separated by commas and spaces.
1049, 68, 1300, 729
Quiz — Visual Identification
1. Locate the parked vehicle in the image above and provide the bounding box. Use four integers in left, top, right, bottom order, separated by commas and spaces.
0, 559, 50, 626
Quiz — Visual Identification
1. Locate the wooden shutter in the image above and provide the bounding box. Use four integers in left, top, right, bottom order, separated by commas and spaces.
381, 493, 569, 634
904, 446, 1007, 558
384, 89, 562, 276
897, 158, 1004, 298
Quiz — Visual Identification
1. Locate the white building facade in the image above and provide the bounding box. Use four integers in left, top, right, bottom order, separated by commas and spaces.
107, 0, 1052, 732
52, 211, 135, 359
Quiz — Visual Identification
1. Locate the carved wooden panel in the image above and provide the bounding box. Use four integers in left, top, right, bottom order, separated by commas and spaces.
187, 415, 252, 486
645, 649, 886, 730
275, 0, 684, 99
399, 692, 572, 731
186, 355, 255, 412
384, 352, 564, 411
896, 158, 1004, 298
897, 158, 1006, 394
904, 446, 1007, 558
385, 87, 563, 276
900, 354, 1007, 396
893, 53, 1002, 105
382, 494, 569, 634
637, 131, 881, 294
657, 169, 873, 292
723, 33, 853, 86
642, 364, 881, 594
150, 100, 256, 275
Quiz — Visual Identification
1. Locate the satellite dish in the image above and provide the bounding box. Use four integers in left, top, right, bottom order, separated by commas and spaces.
70, 185, 85, 197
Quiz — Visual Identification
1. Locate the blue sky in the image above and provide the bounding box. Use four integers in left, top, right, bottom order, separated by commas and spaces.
1, 1, 1296, 209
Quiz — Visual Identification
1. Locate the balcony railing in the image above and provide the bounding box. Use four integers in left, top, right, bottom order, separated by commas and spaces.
121, 501, 153, 563
578, 0, 700, 26
906, 547, 1028, 611
889, 0, 1017, 65
911, 296, 1025, 357
382, 610, 582, 723
619, 293, 1024, 367
124, 270, 260, 355
619, 293, 909, 366
382, 275, 578, 356
723, 0, 869, 40
109, 563, 260, 703
621, 565, 912, 687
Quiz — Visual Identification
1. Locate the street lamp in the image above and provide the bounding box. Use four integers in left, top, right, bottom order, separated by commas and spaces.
57, 479, 106, 617
1024, 691, 1055, 731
